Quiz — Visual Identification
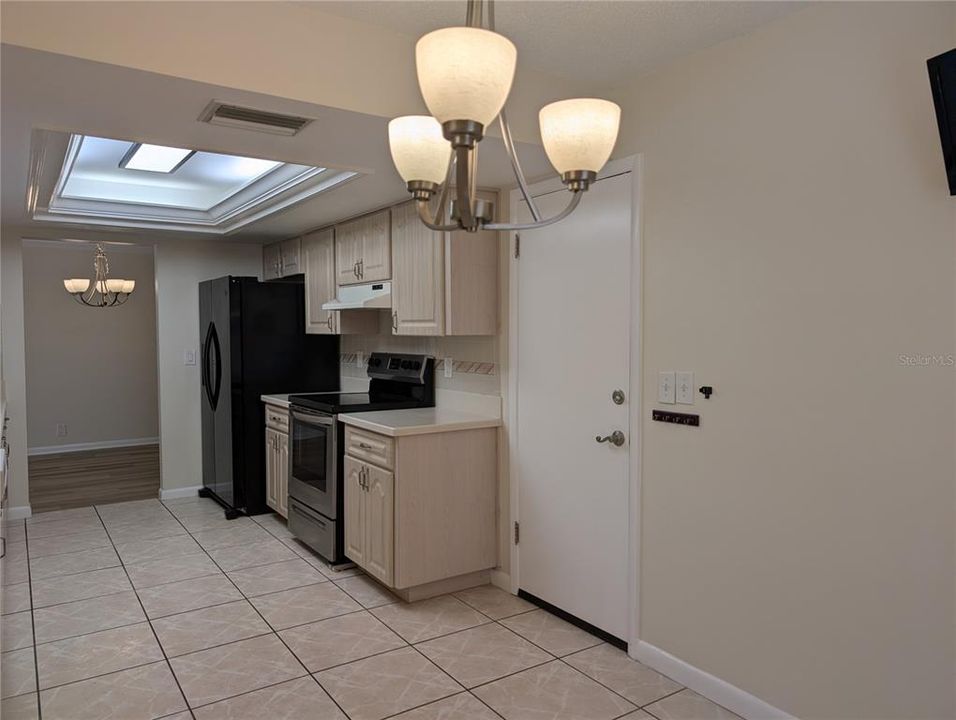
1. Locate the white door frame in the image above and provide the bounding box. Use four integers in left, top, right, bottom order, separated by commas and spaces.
507, 154, 643, 652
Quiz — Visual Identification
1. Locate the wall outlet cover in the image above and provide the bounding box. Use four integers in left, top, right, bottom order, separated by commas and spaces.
56, 423, 68, 437
676, 371, 695, 404
658, 371, 676, 404
444, 357, 453, 378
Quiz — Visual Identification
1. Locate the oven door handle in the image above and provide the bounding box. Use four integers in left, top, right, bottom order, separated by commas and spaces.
292, 411, 334, 427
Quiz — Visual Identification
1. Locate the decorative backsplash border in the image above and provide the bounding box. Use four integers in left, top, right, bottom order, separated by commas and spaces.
339, 353, 497, 376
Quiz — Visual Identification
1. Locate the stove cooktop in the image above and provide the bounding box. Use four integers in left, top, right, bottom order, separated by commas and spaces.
288, 391, 433, 415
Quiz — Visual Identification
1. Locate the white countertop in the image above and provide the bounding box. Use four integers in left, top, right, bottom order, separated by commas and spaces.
338, 407, 501, 437
261, 393, 293, 408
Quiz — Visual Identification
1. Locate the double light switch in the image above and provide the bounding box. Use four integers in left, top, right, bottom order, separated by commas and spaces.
658, 371, 695, 405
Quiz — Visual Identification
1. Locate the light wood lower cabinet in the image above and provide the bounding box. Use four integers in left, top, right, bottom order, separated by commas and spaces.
264, 403, 289, 518
344, 455, 394, 585
343, 425, 496, 593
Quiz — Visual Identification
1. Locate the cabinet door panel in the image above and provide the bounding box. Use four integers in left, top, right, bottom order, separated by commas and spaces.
280, 238, 301, 276
344, 456, 367, 566
303, 229, 337, 335
361, 210, 392, 282
277, 432, 289, 518
263, 243, 282, 281
265, 428, 279, 511
391, 201, 444, 336
336, 220, 363, 286
365, 464, 394, 586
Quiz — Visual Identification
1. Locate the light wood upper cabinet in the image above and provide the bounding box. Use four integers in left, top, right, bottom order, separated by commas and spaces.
361, 210, 391, 282
391, 201, 445, 336
280, 238, 301, 276
303, 228, 337, 335
263, 238, 302, 280
263, 243, 281, 280
335, 210, 391, 285
389, 199, 498, 336
335, 219, 363, 285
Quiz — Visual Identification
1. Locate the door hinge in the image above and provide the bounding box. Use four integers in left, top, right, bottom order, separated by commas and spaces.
514, 234, 520, 259
513, 521, 520, 545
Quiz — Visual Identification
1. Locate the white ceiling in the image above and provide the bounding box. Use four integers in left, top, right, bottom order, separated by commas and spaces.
1, 1, 802, 243
1, 44, 552, 243
315, 1, 802, 89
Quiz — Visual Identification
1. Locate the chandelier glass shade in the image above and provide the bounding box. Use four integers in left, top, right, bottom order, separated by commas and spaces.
388, 0, 621, 233
416, 27, 517, 127
63, 244, 136, 307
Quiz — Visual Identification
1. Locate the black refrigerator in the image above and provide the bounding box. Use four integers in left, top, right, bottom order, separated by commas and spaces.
199, 276, 338, 518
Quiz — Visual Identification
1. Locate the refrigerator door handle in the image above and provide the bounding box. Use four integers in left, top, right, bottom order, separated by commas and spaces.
202, 322, 222, 411
210, 324, 222, 411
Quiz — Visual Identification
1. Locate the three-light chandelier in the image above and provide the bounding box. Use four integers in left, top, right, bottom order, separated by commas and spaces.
388, 0, 621, 233
63, 244, 136, 308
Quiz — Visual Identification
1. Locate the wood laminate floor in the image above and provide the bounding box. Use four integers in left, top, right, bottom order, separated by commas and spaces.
28, 444, 160, 513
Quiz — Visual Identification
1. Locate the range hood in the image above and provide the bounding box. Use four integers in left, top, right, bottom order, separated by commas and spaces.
322, 281, 391, 311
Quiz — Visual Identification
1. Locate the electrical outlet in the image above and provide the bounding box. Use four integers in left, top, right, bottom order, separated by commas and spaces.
56, 423, 68, 438
356, 351, 364, 369
444, 357, 453, 378
183, 349, 196, 366
658, 371, 676, 404
676, 371, 695, 405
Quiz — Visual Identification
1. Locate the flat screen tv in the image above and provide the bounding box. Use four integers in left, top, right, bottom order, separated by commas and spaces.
928, 48, 956, 195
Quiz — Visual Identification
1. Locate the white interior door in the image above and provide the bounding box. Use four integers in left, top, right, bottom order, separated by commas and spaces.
515, 170, 633, 641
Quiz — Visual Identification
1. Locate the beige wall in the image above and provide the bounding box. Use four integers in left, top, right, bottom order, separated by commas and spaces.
607, 3, 956, 718
22, 242, 158, 450
1, 234, 29, 510
154, 240, 261, 492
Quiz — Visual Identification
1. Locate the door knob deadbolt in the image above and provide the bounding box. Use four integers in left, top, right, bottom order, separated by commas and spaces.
596, 430, 626, 447
611, 389, 625, 405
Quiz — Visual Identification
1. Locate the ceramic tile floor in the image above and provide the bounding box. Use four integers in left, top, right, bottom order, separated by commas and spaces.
0, 496, 742, 720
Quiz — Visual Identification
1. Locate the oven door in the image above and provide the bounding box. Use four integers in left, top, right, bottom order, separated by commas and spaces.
289, 409, 337, 519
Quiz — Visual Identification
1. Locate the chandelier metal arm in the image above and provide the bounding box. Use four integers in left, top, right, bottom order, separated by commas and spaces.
498, 109, 542, 222
484, 190, 583, 232
416, 200, 459, 232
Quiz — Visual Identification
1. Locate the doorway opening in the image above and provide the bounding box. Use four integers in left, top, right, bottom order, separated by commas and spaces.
23, 240, 160, 512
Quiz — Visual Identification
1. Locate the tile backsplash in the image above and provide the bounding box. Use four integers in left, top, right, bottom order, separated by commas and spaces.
339, 317, 499, 396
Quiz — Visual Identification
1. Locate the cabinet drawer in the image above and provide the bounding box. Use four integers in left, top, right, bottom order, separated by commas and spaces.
345, 427, 394, 470
265, 405, 289, 433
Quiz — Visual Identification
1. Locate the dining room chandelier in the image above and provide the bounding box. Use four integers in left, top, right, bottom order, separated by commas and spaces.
387, 0, 621, 233
63, 243, 136, 307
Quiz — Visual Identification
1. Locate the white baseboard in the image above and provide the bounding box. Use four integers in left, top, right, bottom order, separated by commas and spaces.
490, 569, 511, 591
28, 437, 159, 457
159, 485, 203, 501
631, 641, 796, 720
6, 505, 32, 521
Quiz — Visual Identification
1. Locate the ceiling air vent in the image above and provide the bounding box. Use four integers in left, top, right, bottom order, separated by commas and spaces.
199, 101, 314, 136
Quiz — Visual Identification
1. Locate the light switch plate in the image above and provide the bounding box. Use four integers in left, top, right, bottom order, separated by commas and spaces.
356, 351, 364, 369
183, 349, 197, 366
658, 371, 676, 404
676, 371, 695, 405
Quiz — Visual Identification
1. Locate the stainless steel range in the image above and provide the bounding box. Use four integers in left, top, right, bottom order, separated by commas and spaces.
287, 353, 435, 564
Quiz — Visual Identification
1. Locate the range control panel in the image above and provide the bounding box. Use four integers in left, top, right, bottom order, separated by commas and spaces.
366, 352, 433, 383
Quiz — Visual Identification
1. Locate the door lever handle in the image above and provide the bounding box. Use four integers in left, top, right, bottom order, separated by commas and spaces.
595, 430, 626, 447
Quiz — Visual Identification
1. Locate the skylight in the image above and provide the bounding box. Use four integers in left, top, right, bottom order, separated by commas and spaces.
32, 133, 361, 234
120, 143, 194, 173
